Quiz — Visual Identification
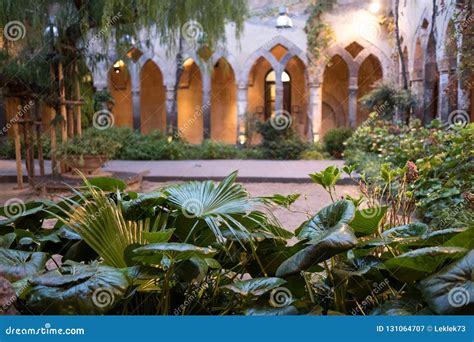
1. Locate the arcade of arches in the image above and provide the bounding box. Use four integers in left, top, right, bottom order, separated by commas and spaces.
106, 42, 385, 144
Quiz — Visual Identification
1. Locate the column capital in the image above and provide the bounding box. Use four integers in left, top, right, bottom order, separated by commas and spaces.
308, 82, 322, 89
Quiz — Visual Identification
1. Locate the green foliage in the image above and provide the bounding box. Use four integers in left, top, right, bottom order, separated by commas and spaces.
323, 127, 353, 158
345, 118, 474, 223
0, 170, 472, 315
305, 0, 335, 61
56, 128, 122, 160
360, 81, 417, 120
255, 120, 308, 160
300, 142, 329, 160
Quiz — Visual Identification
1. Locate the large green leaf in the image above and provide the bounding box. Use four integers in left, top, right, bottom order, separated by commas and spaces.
384, 247, 468, 282
332, 256, 385, 299
444, 227, 474, 250
0, 248, 47, 282
223, 277, 286, 296
276, 224, 358, 277
349, 207, 387, 237
26, 264, 130, 315
164, 171, 281, 244
296, 200, 355, 240
133, 242, 216, 261
382, 222, 429, 239
86, 177, 126, 191
419, 251, 473, 315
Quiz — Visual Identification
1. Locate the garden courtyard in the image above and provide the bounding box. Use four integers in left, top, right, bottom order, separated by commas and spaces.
0, 0, 472, 317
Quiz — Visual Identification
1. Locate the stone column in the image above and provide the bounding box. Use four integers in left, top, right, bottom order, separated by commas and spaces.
348, 77, 358, 128
165, 84, 177, 134
236, 83, 248, 144
129, 63, 141, 131
275, 67, 284, 114
308, 82, 322, 142
438, 58, 450, 122
411, 78, 425, 120
202, 68, 212, 140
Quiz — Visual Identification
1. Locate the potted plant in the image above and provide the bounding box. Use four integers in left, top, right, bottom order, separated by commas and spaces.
57, 129, 121, 175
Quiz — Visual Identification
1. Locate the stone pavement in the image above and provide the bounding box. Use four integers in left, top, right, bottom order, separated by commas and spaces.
0, 159, 354, 183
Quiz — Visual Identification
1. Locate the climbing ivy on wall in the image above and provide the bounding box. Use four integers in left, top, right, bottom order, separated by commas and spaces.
453, 2, 473, 88
304, 0, 336, 65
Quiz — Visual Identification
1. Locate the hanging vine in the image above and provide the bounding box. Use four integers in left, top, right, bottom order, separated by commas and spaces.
304, 0, 335, 70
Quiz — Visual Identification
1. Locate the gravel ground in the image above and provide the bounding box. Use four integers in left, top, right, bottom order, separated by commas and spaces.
0, 181, 361, 231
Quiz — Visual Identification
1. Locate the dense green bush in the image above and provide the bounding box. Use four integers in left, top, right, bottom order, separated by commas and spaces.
255, 119, 308, 160
345, 116, 474, 224
323, 127, 353, 158
1, 125, 327, 161
57, 129, 122, 160
1, 171, 471, 315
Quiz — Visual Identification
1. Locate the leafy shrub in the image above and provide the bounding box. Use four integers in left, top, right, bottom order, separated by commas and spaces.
323, 127, 353, 158
360, 81, 417, 120
300, 142, 328, 160
256, 120, 308, 160
1, 171, 472, 315
345, 117, 474, 224
56, 128, 122, 160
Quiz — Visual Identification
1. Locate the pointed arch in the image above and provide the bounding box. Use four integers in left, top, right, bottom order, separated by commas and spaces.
357, 54, 383, 125
322, 55, 349, 135
140, 59, 166, 134
108, 60, 133, 128
177, 58, 203, 144
211, 57, 237, 143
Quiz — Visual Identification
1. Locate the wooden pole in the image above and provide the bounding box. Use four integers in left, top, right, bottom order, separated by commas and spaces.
74, 62, 82, 137
34, 99, 45, 176
12, 122, 23, 189
49, 107, 58, 176
58, 62, 68, 173
67, 104, 74, 138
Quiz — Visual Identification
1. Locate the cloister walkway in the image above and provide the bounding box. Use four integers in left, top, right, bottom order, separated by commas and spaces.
0, 159, 353, 183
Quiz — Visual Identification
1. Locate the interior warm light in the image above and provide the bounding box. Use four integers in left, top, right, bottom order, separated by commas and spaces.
369, 2, 381, 13
113, 60, 125, 74
183, 58, 194, 67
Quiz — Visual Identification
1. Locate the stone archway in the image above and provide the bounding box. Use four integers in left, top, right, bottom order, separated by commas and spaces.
285, 55, 308, 137
246, 56, 272, 144
357, 54, 383, 125
211, 58, 237, 144
140, 60, 166, 134
108, 60, 133, 128
322, 55, 349, 136
177, 58, 203, 144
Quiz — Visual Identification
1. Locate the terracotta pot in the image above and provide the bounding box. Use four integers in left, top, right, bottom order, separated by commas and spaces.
65, 155, 107, 175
